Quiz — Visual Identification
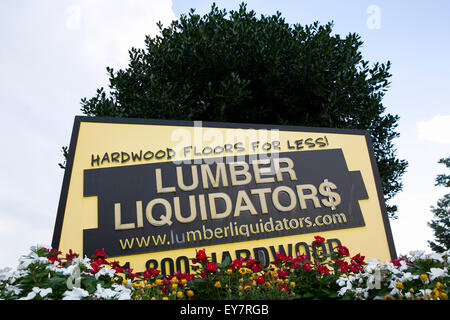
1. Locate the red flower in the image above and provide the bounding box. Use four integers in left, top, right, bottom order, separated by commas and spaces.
251, 263, 262, 273
93, 258, 109, 266
110, 261, 123, 273
45, 248, 62, 265
91, 248, 108, 260
195, 249, 208, 262
47, 255, 62, 265
65, 249, 79, 262
351, 253, 365, 265
302, 262, 312, 271
256, 276, 265, 284
90, 263, 100, 274
316, 264, 330, 274
312, 235, 326, 247
277, 269, 288, 278
205, 262, 218, 272
124, 268, 139, 279
278, 283, 289, 292
334, 259, 350, 273
231, 259, 243, 269
335, 245, 350, 257
314, 235, 325, 243
143, 268, 160, 279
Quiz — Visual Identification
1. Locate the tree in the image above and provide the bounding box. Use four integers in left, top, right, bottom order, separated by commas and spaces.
79, 3, 407, 218
428, 157, 450, 253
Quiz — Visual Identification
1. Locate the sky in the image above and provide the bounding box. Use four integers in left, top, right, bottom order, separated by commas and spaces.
0, 0, 449, 268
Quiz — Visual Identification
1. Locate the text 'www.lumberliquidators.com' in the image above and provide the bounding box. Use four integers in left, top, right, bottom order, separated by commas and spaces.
118, 213, 348, 250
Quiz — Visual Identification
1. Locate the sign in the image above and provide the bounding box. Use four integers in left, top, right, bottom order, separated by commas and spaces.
52, 117, 396, 275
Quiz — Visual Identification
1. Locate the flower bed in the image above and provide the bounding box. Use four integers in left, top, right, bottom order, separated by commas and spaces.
0, 236, 448, 300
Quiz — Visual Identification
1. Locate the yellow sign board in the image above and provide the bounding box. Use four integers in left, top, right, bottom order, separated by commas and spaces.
52, 117, 396, 274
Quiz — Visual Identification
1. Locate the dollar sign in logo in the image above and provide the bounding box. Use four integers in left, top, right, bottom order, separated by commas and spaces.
319, 179, 341, 210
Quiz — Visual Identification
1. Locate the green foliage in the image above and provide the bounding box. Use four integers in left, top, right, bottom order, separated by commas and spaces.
78, 3, 407, 218
428, 156, 450, 253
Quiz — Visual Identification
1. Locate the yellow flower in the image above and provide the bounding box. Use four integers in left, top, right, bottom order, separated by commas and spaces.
436, 282, 444, 291
215, 281, 221, 288
439, 292, 448, 300
186, 290, 194, 298
267, 270, 276, 281
172, 283, 178, 290
290, 282, 296, 287
171, 277, 178, 284
395, 281, 404, 290
238, 285, 243, 291
432, 288, 440, 299
162, 297, 169, 300
284, 278, 289, 284
238, 268, 246, 275
239, 278, 244, 283
181, 279, 187, 285
244, 285, 251, 291
176, 291, 184, 299
122, 279, 128, 285
226, 268, 233, 275
420, 274, 429, 283
155, 279, 163, 286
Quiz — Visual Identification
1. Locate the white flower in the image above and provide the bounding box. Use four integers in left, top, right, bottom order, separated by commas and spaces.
428, 267, 447, 280
0, 268, 13, 281
408, 250, 426, 261
30, 244, 52, 252
337, 287, 349, 296
364, 259, 380, 273
399, 272, 418, 282
417, 289, 432, 297
398, 260, 409, 272
336, 277, 348, 287
18, 287, 52, 300
337, 279, 353, 296
62, 287, 89, 300
428, 252, 444, 263
389, 287, 401, 296
112, 284, 132, 300
95, 266, 116, 280
5, 284, 22, 295
94, 284, 117, 300
72, 256, 94, 271
17, 252, 49, 270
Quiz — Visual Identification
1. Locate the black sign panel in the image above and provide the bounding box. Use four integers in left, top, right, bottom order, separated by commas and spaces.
83, 148, 368, 258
